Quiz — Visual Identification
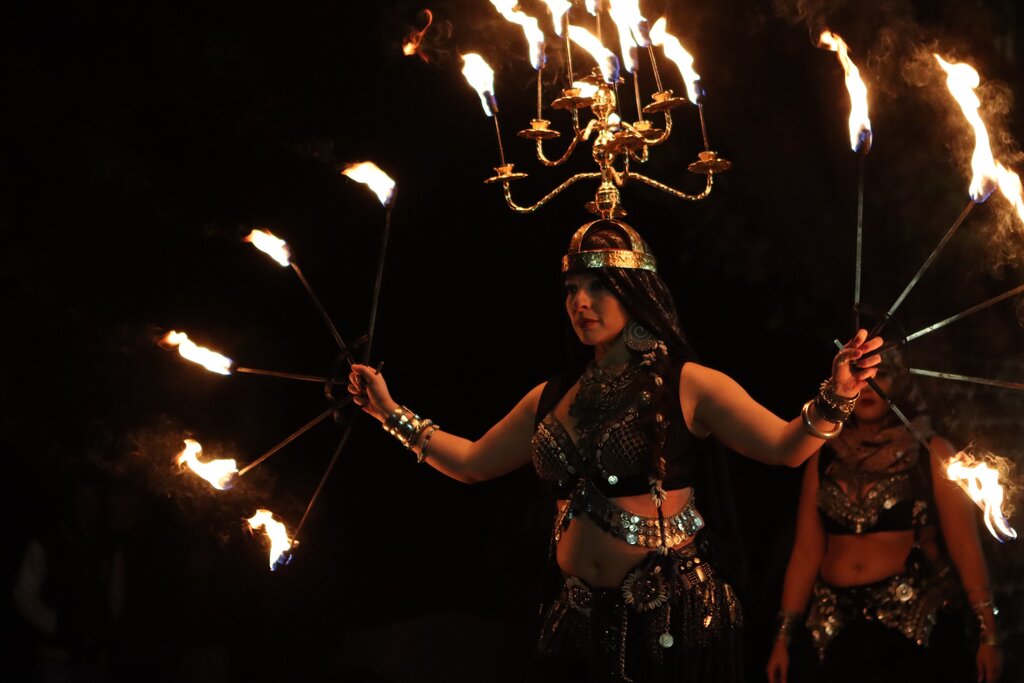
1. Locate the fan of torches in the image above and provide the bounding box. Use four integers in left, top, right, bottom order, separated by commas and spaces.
162, 162, 396, 569
818, 29, 1021, 541
455, 0, 730, 218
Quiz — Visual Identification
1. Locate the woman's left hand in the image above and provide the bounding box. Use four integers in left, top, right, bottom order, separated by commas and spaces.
977, 643, 1003, 682
831, 328, 883, 397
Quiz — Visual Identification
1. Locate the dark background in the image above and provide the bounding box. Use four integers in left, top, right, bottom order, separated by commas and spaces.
3, 0, 1024, 681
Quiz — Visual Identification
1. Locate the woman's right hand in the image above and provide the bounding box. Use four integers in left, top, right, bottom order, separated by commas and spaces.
347, 364, 398, 423
766, 638, 790, 683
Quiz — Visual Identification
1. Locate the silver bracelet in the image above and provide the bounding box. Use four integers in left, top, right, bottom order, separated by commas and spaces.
801, 400, 843, 440
383, 406, 426, 449
416, 424, 440, 463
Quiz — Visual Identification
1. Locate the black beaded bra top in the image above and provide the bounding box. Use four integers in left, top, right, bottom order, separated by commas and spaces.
531, 358, 699, 499
817, 441, 933, 535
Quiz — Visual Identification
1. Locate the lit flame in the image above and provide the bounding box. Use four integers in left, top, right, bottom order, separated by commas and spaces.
246, 509, 295, 570
649, 18, 700, 103
160, 331, 233, 375
935, 55, 999, 202
402, 9, 433, 61
946, 451, 1018, 542
488, 0, 546, 70
244, 228, 291, 266
585, 0, 598, 16
461, 53, 498, 117
818, 30, 872, 153
607, 0, 650, 73
540, 0, 571, 36
175, 439, 237, 490
341, 161, 396, 206
572, 80, 599, 98
567, 24, 620, 84
994, 163, 1024, 224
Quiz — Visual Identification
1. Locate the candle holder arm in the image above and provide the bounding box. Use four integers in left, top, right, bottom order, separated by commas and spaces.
501, 172, 603, 214
625, 171, 713, 201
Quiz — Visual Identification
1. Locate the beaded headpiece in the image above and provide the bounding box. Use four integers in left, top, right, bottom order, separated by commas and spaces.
561, 219, 658, 273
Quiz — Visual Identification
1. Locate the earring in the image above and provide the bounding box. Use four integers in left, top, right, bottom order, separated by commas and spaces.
624, 321, 658, 353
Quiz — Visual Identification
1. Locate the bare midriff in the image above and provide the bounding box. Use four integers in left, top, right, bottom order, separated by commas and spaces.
820, 530, 915, 586
556, 486, 696, 588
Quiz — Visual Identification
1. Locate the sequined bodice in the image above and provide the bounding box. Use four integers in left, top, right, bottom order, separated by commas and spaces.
817, 448, 931, 535
532, 409, 651, 496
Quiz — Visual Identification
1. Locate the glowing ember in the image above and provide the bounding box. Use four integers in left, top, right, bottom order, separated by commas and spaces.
160, 331, 233, 375
540, 0, 571, 36
935, 55, 999, 202
244, 228, 291, 266
567, 24, 620, 84
607, 0, 650, 74
175, 439, 237, 490
402, 9, 433, 61
649, 18, 700, 103
246, 509, 295, 570
946, 451, 1018, 542
818, 30, 872, 153
342, 161, 396, 206
461, 53, 498, 117
488, 0, 546, 70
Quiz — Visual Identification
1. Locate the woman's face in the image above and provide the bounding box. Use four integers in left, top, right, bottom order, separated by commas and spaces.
565, 272, 629, 347
853, 369, 895, 423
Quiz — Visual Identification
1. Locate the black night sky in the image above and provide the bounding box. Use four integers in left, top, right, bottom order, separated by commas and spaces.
3, 1, 1024, 681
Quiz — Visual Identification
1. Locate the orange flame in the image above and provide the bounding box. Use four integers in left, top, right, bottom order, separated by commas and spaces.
461, 53, 498, 117
649, 18, 700, 103
402, 9, 433, 62
175, 439, 237, 490
244, 228, 291, 266
607, 0, 650, 74
584, 0, 598, 16
935, 55, 999, 202
573, 80, 600, 98
488, 0, 546, 70
342, 161, 396, 206
160, 331, 233, 375
994, 163, 1024, 225
246, 509, 295, 570
540, 0, 571, 36
567, 24, 620, 84
818, 30, 872, 153
945, 451, 1018, 542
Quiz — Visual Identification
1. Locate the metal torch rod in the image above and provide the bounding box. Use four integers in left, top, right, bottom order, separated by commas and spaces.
363, 192, 396, 364
909, 368, 1024, 392
870, 200, 975, 337
291, 418, 356, 543
237, 398, 352, 477
645, 45, 665, 93
234, 367, 333, 384
290, 261, 351, 359
906, 283, 1024, 342
853, 150, 865, 330
832, 339, 934, 455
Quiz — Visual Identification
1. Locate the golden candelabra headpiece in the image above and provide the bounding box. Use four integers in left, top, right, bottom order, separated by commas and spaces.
462, 3, 730, 218
562, 218, 657, 272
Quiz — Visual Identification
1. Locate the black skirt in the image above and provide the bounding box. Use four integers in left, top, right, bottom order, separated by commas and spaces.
535, 538, 744, 683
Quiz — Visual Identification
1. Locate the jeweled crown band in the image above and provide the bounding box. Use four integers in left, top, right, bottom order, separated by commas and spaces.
561, 218, 659, 273
562, 250, 658, 273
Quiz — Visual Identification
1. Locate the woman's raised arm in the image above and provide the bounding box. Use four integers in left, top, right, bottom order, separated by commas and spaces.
349, 364, 544, 483
681, 330, 882, 467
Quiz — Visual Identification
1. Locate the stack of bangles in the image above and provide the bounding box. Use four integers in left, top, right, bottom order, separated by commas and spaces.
971, 597, 1001, 647
775, 610, 802, 646
800, 378, 858, 440
383, 406, 440, 463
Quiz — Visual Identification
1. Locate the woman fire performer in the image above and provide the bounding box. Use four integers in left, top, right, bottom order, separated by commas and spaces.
348, 220, 882, 682
765, 348, 1003, 683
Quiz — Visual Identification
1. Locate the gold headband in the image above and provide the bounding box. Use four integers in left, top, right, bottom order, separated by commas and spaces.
561, 219, 658, 273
